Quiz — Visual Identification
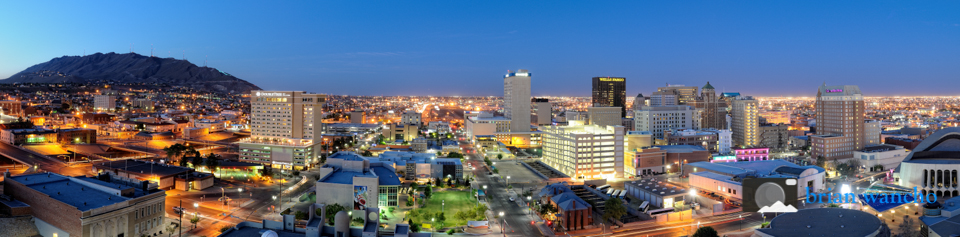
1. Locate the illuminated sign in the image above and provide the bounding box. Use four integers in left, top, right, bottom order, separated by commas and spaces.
713, 155, 736, 161
826, 89, 843, 93
598, 77, 625, 82
256, 92, 290, 97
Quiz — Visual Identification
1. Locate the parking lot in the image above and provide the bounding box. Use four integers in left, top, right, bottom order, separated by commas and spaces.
525, 161, 569, 179
491, 160, 544, 184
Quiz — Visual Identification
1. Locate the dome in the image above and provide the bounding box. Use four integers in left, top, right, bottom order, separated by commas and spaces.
260, 230, 278, 237
702, 81, 715, 90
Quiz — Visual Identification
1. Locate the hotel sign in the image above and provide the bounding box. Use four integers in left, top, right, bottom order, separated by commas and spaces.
826, 89, 843, 93
256, 92, 290, 97
598, 77, 625, 82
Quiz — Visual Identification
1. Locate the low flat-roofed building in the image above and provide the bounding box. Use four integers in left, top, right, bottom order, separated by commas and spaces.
855, 144, 908, 172
317, 152, 402, 220
0, 128, 57, 145
756, 208, 883, 237
624, 178, 689, 209
919, 196, 960, 237
658, 145, 711, 174
2, 171, 166, 237
686, 160, 825, 199
93, 159, 212, 190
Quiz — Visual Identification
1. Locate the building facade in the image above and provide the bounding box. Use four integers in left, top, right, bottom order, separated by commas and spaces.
591, 77, 626, 117
758, 123, 789, 151
504, 70, 532, 132
541, 124, 625, 179
689, 82, 729, 130
3, 171, 166, 237
533, 98, 552, 126
634, 105, 700, 139
240, 91, 325, 170
811, 84, 865, 160
730, 96, 759, 148
94, 95, 116, 112
400, 111, 421, 127
587, 106, 622, 127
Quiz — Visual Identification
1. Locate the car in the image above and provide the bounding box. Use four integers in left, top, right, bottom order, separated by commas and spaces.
509, 197, 516, 202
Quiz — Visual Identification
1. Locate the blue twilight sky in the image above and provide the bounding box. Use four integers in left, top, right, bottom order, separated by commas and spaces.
1, 1, 959, 97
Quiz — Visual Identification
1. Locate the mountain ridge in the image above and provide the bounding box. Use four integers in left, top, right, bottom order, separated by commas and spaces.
2, 52, 260, 94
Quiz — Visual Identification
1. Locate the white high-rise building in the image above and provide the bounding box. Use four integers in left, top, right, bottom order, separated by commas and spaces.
542, 124, 625, 179
94, 95, 116, 112
401, 111, 422, 127
504, 69, 531, 132
240, 91, 326, 170
730, 96, 759, 147
634, 105, 700, 139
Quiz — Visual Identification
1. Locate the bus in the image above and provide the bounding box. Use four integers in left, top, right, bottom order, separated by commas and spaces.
606, 188, 616, 195
597, 184, 611, 191
618, 191, 627, 199
611, 190, 621, 197
647, 207, 675, 216
638, 201, 650, 213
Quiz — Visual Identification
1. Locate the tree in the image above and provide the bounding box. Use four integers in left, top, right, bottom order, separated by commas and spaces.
320, 153, 327, 164
692, 226, 719, 237
185, 146, 200, 158
351, 217, 365, 226
166, 225, 177, 237
219, 225, 234, 233
497, 154, 503, 161
455, 210, 471, 221
897, 214, 918, 237
474, 203, 489, 219
295, 210, 308, 220
434, 177, 441, 187
815, 156, 827, 169
179, 158, 190, 167
408, 219, 421, 232
191, 156, 203, 169
324, 203, 347, 225
361, 150, 373, 156
206, 153, 221, 172
190, 216, 200, 228
424, 186, 433, 199
447, 152, 464, 159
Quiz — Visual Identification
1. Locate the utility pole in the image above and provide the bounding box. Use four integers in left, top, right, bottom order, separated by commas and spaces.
178, 198, 182, 237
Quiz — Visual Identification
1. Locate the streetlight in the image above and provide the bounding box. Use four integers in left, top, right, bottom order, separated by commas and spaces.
507, 176, 511, 186
194, 202, 199, 216
739, 214, 743, 231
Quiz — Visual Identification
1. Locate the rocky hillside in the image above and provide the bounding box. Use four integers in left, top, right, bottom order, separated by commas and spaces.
2, 52, 260, 93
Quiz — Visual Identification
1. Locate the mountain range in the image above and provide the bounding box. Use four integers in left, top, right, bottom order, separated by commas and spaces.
2, 52, 260, 93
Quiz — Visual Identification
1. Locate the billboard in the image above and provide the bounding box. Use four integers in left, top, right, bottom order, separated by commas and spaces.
354, 185, 368, 210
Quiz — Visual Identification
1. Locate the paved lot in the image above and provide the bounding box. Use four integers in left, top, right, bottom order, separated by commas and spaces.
491, 160, 544, 184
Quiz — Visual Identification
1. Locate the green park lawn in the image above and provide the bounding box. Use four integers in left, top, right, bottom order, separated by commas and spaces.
409, 190, 479, 227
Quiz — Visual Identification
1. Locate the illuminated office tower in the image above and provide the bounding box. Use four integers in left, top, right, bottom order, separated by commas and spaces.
811, 84, 865, 160
730, 96, 759, 147
240, 91, 325, 170
592, 77, 626, 117
504, 69, 532, 132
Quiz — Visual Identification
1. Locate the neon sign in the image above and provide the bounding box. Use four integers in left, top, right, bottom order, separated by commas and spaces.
826, 89, 843, 93
598, 77, 625, 82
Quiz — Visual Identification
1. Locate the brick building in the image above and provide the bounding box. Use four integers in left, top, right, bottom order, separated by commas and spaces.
2, 171, 166, 237
538, 182, 593, 231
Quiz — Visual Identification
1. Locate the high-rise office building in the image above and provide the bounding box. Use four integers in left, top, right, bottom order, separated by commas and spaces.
634, 105, 700, 139
504, 70, 532, 132
657, 84, 699, 105
811, 84, 864, 160
689, 82, 728, 129
533, 98, 552, 126
541, 124, 625, 179
240, 90, 325, 170
94, 90, 117, 112
587, 106, 622, 127
730, 96, 759, 147
400, 111, 422, 127
592, 77, 626, 117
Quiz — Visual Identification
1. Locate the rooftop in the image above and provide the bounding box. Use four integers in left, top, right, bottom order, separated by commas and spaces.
625, 178, 688, 197
859, 144, 903, 153
371, 166, 402, 186
919, 196, 960, 236
95, 159, 193, 177
219, 226, 304, 237
757, 208, 880, 237
8, 172, 162, 212
656, 145, 707, 153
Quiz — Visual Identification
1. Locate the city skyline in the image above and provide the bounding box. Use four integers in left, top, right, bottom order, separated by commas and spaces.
1, 1, 959, 97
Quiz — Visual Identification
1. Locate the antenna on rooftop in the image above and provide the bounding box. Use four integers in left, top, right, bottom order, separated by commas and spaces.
204, 55, 207, 67
182, 50, 185, 60
151, 44, 154, 57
